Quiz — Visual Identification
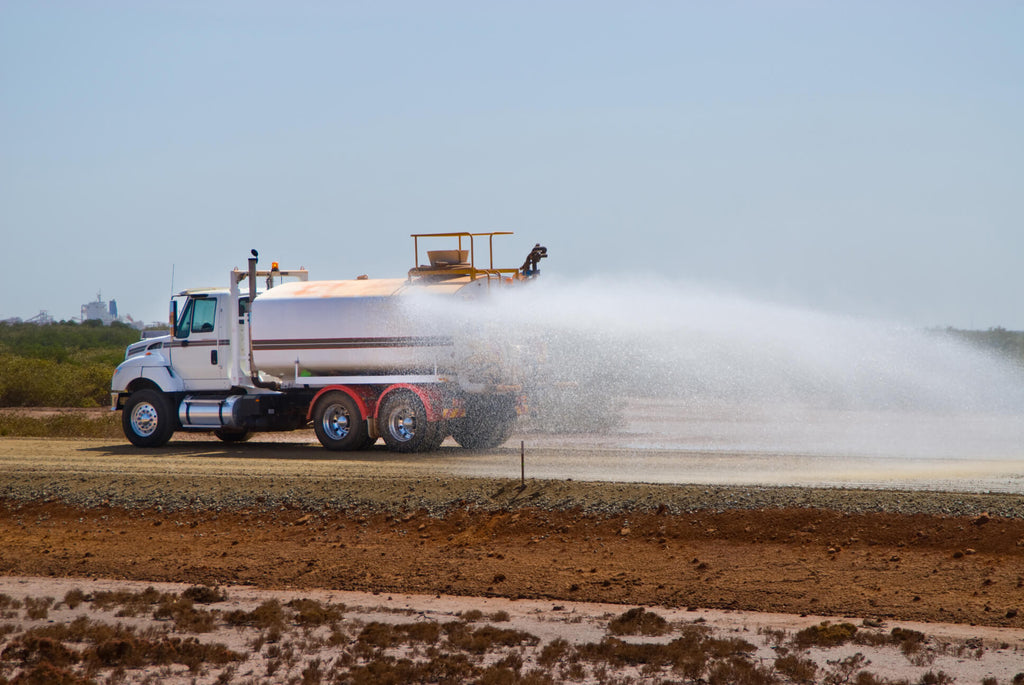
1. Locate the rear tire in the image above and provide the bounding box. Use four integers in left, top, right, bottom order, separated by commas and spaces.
450, 396, 517, 449
123, 389, 176, 447
313, 391, 369, 451
377, 391, 443, 453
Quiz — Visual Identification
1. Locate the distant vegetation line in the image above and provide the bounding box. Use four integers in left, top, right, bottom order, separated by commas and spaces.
0, 321, 140, 407
0, 322, 1022, 410
939, 327, 1024, 365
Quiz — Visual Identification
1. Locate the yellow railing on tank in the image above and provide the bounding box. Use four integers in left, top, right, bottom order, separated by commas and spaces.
408, 232, 521, 283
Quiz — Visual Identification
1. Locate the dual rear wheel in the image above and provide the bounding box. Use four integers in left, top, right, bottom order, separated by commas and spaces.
373, 390, 516, 451
376, 390, 445, 453
311, 389, 451, 453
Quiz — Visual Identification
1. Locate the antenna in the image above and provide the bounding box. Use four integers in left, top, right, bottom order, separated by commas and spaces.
170, 264, 175, 297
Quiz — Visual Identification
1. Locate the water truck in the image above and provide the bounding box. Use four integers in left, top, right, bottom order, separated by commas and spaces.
111, 233, 547, 452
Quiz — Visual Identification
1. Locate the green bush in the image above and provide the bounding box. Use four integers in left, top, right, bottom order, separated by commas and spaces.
0, 353, 117, 407
0, 321, 143, 408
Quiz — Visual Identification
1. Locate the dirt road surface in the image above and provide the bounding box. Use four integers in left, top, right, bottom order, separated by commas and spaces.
2, 437, 1023, 632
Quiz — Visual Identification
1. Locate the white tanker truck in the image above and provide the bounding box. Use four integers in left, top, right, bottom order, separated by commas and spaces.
110, 232, 548, 452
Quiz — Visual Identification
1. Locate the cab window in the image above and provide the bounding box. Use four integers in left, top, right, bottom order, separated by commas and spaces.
190, 298, 217, 334
176, 297, 217, 338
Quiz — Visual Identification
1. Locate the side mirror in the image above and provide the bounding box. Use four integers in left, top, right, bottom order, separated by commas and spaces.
170, 300, 179, 336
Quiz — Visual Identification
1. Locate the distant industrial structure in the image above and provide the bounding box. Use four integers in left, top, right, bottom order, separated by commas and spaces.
1, 310, 55, 325
80, 291, 147, 329
2, 292, 149, 329
81, 292, 120, 325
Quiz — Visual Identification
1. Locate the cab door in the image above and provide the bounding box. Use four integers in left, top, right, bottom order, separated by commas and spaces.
168, 295, 227, 390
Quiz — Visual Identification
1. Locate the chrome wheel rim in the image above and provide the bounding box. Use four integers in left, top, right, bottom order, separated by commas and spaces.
385, 403, 417, 442
322, 404, 351, 440
130, 402, 159, 437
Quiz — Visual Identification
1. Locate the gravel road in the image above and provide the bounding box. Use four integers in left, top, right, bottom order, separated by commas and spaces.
2, 437, 1023, 517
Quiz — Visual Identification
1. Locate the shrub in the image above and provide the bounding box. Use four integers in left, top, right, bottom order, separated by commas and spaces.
92, 587, 165, 615
792, 621, 858, 649
62, 589, 87, 610
23, 596, 54, 620
285, 598, 344, 626
607, 607, 670, 636
707, 656, 778, 685
538, 637, 571, 667
182, 586, 227, 605
444, 623, 539, 653
774, 653, 817, 683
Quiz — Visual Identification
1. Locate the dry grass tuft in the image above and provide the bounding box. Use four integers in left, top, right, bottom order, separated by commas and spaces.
343, 653, 478, 684
91, 587, 165, 616
792, 621, 858, 649
61, 589, 86, 611
607, 607, 670, 636
285, 598, 344, 627
22, 596, 54, 620
0, 617, 242, 679
355, 620, 443, 652
443, 622, 539, 654
569, 624, 760, 682
148, 595, 218, 633
774, 652, 818, 683
181, 585, 227, 605
223, 599, 286, 632
538, 637, 571, 667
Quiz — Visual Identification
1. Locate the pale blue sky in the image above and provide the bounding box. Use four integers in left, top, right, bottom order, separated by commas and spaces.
2, 2, 1021, 327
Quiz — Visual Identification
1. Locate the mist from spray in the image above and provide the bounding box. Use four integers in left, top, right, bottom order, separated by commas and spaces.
404, 276, 1024, 459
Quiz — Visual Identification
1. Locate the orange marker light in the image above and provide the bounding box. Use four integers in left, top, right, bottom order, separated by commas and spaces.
271, 262, 279, 271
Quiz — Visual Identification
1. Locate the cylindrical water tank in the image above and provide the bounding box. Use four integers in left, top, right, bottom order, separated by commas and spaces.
250, 277, 489, 378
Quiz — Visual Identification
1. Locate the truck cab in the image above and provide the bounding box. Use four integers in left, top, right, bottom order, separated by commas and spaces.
167, 291, 230, 390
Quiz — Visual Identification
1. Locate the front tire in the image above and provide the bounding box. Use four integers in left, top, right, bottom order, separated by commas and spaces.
122, 389, 176, 447
313, 391, 370, 451
377, 391, 443, 453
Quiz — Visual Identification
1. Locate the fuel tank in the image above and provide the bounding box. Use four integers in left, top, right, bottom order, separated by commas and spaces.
249, 276, 490, 378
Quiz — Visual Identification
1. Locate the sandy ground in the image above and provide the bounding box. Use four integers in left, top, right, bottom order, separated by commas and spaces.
2, 576, 1024, 684
2, 434, 1024, 682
